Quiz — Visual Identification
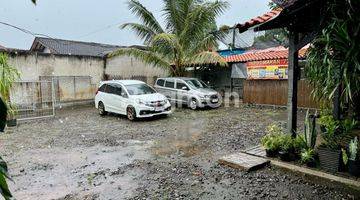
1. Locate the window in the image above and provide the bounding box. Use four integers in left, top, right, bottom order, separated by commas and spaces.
156, 79, 165, 87
165, 79, 175, 88
185, 79, 208, 89
176, 81, 188, 90
106, 84, 116, 94
99, 84, 107, 92
112, 84, 123, 96
125, 84, 156, 95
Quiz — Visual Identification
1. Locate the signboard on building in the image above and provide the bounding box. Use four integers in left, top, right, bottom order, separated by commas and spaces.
247, 59, 288, 80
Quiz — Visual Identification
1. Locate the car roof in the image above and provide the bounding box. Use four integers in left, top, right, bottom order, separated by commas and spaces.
100, 80, 145, 86
158, 77, 197, 81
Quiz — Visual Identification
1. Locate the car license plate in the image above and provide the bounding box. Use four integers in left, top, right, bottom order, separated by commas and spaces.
211, 99, 219, 103
155, 107, 164, 111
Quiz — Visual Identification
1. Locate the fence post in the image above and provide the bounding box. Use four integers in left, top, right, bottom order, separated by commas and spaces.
51, 79, 56, 116
73, 76, 76, 100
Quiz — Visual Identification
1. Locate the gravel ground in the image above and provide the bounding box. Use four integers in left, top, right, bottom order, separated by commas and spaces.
0, 105, 358, 200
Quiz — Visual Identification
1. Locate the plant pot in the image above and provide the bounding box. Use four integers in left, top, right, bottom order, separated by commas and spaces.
306, 160, 316, 168
278, 151, 295, 162
265, 149, 278, 158
317, 147, 341, 173
6, 119, 17, 127
348, 160, 360, 177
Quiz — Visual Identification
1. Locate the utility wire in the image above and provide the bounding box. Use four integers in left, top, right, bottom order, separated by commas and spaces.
0, 21, 53, 39
77, 22, 122, 39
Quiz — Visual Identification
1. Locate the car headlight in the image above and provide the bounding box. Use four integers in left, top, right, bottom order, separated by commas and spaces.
136, 99, 145, 105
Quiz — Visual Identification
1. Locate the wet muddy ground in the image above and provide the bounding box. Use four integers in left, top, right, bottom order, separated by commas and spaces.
0, 105, 358, 200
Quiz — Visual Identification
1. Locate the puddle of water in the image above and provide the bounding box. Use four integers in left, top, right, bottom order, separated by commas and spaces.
151, 118, 208, 157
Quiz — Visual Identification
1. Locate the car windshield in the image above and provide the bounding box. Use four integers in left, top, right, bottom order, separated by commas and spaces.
185, 79, 208, 89
125, 84, 156, 95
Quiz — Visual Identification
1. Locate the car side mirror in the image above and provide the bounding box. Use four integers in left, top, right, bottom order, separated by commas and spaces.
182, 86, 189, 90
121, 92, 127, 98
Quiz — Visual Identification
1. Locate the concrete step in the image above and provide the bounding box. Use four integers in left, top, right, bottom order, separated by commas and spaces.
219, 152, 270, 172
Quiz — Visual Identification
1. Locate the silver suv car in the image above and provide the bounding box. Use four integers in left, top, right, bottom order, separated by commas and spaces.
154, 77, 221, 110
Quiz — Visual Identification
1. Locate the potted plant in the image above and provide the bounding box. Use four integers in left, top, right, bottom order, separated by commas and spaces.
293, 134, 307, 158
0, 53, 20, 127
348, 137, 360, 177
278, 134, 296, 161
261, 124, 283, 157
317, 114, 343, 173
261, 133, 281, 157
301, 148, 316, 167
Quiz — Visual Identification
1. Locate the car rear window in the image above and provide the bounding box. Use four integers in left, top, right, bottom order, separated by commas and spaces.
165, 79, 175, 88
156, 79, 165, 87
99, 84, 107, 92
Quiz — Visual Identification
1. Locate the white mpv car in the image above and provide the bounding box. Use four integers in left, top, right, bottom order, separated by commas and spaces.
95, 80, 171, 120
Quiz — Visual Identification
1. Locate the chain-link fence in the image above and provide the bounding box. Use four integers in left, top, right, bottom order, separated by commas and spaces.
39, 76, 96, 107
10, 81, 55, 120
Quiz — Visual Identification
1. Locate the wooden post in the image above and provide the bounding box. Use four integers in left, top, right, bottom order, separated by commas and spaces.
287, 31, 299, 137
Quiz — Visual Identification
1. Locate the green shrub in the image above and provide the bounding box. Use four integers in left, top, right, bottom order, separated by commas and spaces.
343, 119, 358, 134
261, 133, 282, 151
349, 137, 358, 161
293, 134, 307, 153
300, 149, 316, 164
279, 134, 293, 152
261, 124, 284, 151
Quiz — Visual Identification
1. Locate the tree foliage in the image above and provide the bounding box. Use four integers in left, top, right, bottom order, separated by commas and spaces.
305, 0, 360, 117
110, 0, 229, 76
0, 156, 12, 200
0, 53, 20, 117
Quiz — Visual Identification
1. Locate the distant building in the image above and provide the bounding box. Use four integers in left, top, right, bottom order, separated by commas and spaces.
1, 37, 168, 109
30, 37, 143, 57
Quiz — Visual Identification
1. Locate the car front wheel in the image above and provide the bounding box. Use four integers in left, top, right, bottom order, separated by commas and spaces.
98, 102, 107, 116
127, 106, 136, 121
188, 98, 198, 110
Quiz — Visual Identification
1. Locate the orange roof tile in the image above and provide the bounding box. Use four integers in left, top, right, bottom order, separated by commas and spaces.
236, 9, 282, 33
224, 46, 308, 63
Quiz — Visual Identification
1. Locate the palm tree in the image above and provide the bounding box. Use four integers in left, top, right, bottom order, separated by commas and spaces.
110, 0, 229, 76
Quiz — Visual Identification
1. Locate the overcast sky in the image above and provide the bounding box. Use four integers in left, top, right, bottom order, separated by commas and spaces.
0, 0, 270, 49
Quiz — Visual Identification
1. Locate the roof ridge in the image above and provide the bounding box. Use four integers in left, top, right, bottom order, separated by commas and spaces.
35, 37, 124, 48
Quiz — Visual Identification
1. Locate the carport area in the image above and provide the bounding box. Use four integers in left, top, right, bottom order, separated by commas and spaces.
0, 106, 356, 199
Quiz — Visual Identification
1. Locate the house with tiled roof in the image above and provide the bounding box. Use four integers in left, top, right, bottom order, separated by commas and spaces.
30, 37, 145, 58
193, 7, 316, 108
3, 37, 168, 110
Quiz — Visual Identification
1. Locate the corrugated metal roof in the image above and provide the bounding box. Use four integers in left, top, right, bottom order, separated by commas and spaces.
236, 9, 282, 33
224, 46, 308, 63
30, 37, 145, 57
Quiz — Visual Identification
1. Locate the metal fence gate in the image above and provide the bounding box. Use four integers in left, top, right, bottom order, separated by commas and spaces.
10, 81, 55, 120
39, 76, 96, 107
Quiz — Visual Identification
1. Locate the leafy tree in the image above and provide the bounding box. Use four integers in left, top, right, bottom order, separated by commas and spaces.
0, 53, 20, 118
253, 28, 288, 47
253, 1, 288, 47
110, 0, 229, 76
305, 0, 360, 118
